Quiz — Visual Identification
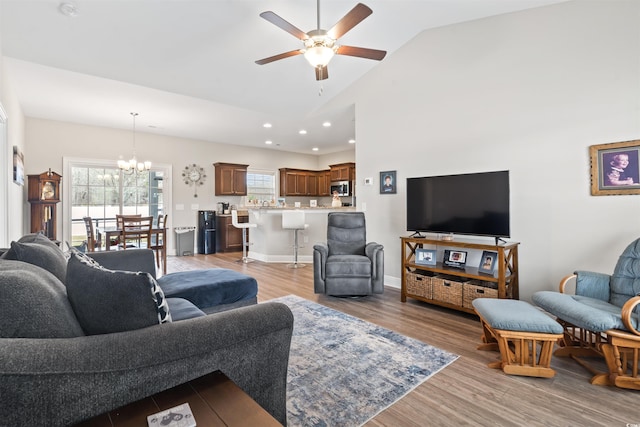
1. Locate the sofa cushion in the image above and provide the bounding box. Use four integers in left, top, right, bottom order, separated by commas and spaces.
0, 259, 84, 338
66, 250, 171, 335
1, 234, 67, 283
166, 297, 206, 321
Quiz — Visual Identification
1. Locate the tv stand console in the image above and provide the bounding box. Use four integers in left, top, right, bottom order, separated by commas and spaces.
401, 236, 519, 314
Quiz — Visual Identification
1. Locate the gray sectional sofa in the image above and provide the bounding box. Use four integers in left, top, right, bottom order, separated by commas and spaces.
0, 233, 293, 426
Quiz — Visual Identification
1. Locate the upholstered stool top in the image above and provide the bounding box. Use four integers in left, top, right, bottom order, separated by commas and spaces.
158, 269, 258, 313
472, 298, 563, 334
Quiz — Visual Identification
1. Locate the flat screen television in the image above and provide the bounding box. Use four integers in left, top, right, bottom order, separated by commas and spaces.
406, 170, 510, 238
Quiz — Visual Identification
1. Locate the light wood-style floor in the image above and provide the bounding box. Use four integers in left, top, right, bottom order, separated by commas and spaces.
168, 253, 639, 427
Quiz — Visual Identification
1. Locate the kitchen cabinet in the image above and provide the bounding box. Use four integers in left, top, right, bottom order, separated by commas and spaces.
317, 170, 331, 196
329, 163, 355, 182
280, 168, 313, 196
216, 214, 248, 252
214, 163, 248, 196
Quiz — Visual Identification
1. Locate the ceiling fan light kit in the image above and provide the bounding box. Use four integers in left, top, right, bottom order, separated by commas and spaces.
256, 1, 386, 81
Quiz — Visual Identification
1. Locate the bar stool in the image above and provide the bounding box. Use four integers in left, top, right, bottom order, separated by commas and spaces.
282, 210, 309, 268
232, 210, 256, 263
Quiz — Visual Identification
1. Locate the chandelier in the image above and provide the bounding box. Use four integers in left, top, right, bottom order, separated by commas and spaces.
117, 112, 151, 174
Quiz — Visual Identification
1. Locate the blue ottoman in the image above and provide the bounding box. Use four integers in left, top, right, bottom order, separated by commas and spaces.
473, 298, 564, 378
157, 269, 258, 314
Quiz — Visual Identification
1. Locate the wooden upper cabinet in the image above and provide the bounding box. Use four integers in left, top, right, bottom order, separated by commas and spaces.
214, 163, 248, 196
280, 168, 309, 196
317, 170, 331, 196
329, 163, 355, 182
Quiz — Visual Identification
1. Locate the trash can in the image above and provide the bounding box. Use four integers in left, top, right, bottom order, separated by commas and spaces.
174, 226, 196, 256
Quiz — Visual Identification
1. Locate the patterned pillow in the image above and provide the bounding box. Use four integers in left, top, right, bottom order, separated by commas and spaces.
2, 235, 67, 283
65, 250, 171, 335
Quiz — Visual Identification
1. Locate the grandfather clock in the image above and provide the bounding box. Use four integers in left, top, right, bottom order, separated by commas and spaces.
28, 169, 62, 240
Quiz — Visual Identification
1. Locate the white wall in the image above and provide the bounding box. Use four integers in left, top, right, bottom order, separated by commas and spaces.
24, 117, 354, 247
0, 7, 28, 245
346, 0, 640, 300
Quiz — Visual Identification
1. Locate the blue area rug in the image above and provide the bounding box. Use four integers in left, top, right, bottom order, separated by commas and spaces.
271, 295, 459, 427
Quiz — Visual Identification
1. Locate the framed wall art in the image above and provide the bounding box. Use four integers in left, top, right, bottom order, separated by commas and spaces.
415, 248, 437, 266
13, 146, 24, 186
380, 170, 397, 194
478, 250, 498, 274
589, 139, 640, 196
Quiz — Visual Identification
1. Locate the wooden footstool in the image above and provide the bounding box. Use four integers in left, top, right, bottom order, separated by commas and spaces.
472, 299, 564, 378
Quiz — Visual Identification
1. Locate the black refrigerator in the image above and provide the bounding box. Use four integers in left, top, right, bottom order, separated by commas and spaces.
197, 210, 216, 254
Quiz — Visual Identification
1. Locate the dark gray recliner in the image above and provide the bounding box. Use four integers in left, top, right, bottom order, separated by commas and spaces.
313, 212, 384, 296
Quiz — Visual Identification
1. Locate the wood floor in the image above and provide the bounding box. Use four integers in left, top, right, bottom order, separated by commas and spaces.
168, 253, 639, 427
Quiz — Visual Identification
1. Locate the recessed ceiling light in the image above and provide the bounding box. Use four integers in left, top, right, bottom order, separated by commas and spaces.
312, 147, 319, 151
265, 140, 273, 145
348, 139, 356, 144
58, 1, 79, 17
263, 123, 272, 128
323, 121, 331, 127
299, 130, 307, 135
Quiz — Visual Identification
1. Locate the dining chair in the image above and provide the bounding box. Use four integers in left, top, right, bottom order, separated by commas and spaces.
82, 216, 101, 252
150, 214, 168, 274
120, 216, 153, 250
116, 214, 142, 249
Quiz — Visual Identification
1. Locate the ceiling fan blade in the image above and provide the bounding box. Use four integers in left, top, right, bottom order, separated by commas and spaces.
260, 11, 309, 40
315, 65, 329, 81
327, 3, 373, 40
336, 45, 387, 61
255, 50, 304, 65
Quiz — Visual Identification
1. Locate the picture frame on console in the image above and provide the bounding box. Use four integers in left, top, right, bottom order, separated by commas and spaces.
415, 248, 436, 266
589, 139, 640, 196
478, 250, 498, 275
443, 249, 467, 269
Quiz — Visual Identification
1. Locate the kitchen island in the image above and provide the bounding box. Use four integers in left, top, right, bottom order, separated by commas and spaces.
245, 207, 356, 263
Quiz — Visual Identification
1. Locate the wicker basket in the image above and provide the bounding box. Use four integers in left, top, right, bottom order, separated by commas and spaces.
462, 280, 498, 309
432, 276, 464, 305
406, 271, 432, 299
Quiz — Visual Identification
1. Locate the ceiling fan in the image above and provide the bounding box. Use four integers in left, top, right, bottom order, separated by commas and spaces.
255, 1, 386, 81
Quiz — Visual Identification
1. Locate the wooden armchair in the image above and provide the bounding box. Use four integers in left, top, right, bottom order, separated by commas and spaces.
533, 238, 640, 390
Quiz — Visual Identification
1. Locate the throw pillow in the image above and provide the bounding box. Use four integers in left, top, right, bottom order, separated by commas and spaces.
65, 250, 171, 335
0, 260, 84, 338
2, 236, 67, 283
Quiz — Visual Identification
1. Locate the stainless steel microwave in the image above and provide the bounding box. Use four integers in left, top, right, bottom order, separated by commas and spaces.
330, 181, 350, 196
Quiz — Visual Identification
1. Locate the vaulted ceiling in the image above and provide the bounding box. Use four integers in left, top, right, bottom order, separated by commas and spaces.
1, 0, 565, 154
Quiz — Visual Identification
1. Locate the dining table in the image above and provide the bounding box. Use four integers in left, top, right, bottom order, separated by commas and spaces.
101, 226, 167, 274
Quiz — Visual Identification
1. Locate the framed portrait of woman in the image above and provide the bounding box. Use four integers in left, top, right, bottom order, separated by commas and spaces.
590, 139, 640, 196
478, 250, 498, 274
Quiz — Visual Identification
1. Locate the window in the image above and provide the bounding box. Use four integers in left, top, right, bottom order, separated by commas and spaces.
246, 170, 275, 205
64, 159, 169, 249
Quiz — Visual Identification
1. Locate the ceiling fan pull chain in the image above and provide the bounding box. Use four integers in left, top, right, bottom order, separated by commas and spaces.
318, 84, 324, 97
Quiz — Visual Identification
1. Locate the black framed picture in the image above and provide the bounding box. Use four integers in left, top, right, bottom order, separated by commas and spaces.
380, 170, 396, 194
443, 249, 467, 269
415, 248, 436, 266
478, 250, 498, 274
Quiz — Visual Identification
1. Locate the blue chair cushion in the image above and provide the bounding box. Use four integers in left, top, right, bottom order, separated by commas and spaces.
532, 291, 640, 332
473, 298, 563, 334
157, 269, 257, 311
